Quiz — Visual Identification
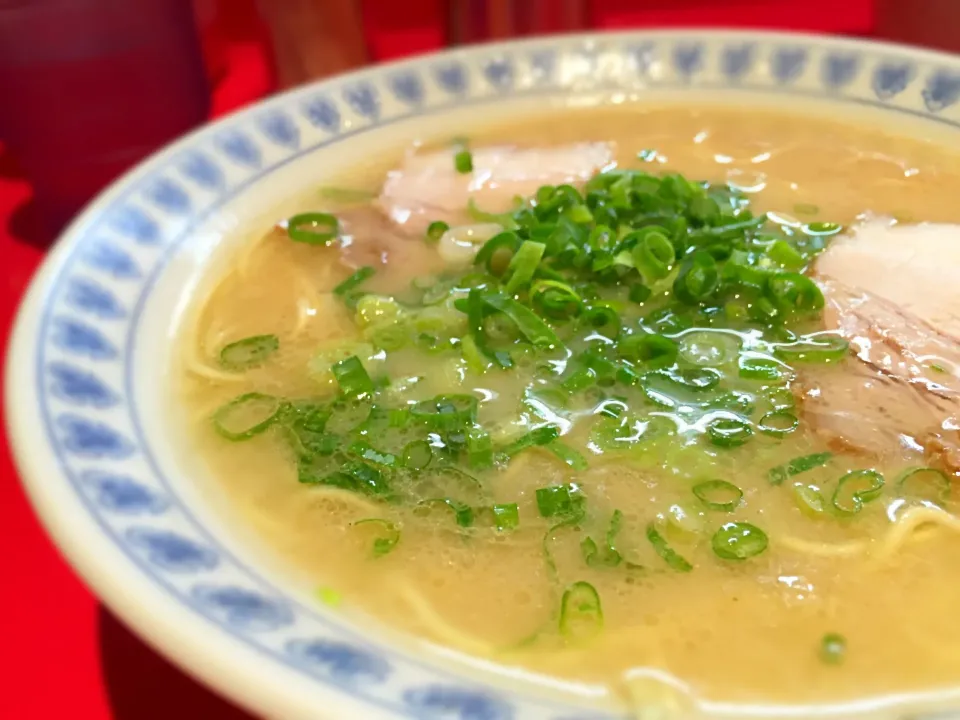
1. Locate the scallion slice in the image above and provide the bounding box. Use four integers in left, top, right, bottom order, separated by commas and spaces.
334, 266, 375, 297
766, 272, 824, 312
618, 333, 678, 368
219, 334, 279, 370
331, 355, 375, 399
632, 230, 675, 282
351, 518, 400, 557
692, 479, 743, 512
530, 280, 582, 319
416, 498, 474, 528
646, 523, 693, 572
410, 394, 478, 431
536, 483, 583, 518
503, 241, 546, 294
711, 521, 768, 560
896, 466, 951, 505
348, 440, 397, 467
581, 509, 623, 568
491, 503, 519, 531
426, 220, 449, 242
774, 333, 849, 363
820, 633, 846, 665
287, 212, 339, 245
503, 425, 561, 457
546, 440, 588, 470
832, 469, 884, 515
213, 392, 282, 441
559, 581, 603, 641
401, 439, 433, 470
768, 452, 832, 485
758, 410, 799, 438
454, 149, 473, 174
792, 483, 827, 517
705, 416, 753, 448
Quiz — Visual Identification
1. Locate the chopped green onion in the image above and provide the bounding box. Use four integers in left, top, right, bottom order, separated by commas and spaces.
219, 334, 280, 370
896, 466, 951, 505
774, 334, 849, 363
426, 221, 449, 242
351, 518, 400, 557
481, 291, 566, 353
503, 241, 546, 294
331, 355, 375, 399
692, 479, 743, 512
559, 581, 603, 641
410, 394, 478, 431
503, 425, 561, 457
401, 439, 433, 470
542, 512, 584, 575
417, 498, 474, 527
628, 283, 652, 304
491, 503, 520, 531
454, 149, 473, 173
340, 461, 392, 495
546, 440, 588, 470
334, 266, 375, 297
213, 392, 282, 441
466, 427, 494, 469
618, 333, 678, 368
764, 386, 796, 412
580, 304, 621, 340
766, 240, 805, 269
758, 410, 799, 437
678, 330, 741, 367
466, 288, 512, 369
467, 198, 520, 230
768, 452, 832, 485
832, 469, 884, 515
348, 440, 397, 467
674, 251, 720, 304
531, 280, 582, 319
287, 212, 339, 245
766, 272, 824, 312
792, 483, 827, 517
738, 356, 792, 382
711, 521, 768, 560
820, 633, 846, 665
646, 523, 693, 572
705, 416, 753, 448
793, 202, 819, 216
581, 510, 623, 568
536, 483, 583, 518
805, 221, 843, 236
632, 230, 675, 281
671, 367, 721, 391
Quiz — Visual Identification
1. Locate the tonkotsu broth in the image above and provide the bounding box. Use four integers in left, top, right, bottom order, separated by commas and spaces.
178, 105, 960, 711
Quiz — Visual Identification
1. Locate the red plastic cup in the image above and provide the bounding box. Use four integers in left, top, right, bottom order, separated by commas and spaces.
0, 0, 210, 239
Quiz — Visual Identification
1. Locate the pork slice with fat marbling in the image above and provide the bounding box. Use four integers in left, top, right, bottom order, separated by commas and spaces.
796, 220, 960, 472
378, 143, 615, 235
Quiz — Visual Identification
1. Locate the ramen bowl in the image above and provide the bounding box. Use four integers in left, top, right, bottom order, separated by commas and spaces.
8, 30, 960, 720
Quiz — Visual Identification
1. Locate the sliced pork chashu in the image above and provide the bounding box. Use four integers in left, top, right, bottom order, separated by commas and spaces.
798, 220, 960, 472
378, 143, 615, 234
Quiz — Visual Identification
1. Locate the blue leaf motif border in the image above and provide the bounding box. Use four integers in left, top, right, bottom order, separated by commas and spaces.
20, 30, 960, 720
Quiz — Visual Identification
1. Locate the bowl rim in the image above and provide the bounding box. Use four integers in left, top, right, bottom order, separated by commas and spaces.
8, 27, 960, 720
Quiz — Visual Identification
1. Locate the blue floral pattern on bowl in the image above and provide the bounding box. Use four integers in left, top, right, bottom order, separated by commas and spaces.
10, 30, 960, 720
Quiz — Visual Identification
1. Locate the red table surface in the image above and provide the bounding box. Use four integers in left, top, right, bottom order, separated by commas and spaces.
2, 5, 873, 718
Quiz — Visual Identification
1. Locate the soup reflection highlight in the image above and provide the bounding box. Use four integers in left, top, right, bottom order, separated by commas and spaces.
179, 106, 960, 710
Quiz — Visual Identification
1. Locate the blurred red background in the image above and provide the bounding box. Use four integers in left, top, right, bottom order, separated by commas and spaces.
0, 1, 874, 718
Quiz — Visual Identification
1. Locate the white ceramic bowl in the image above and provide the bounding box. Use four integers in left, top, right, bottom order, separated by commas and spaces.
9, 29, 960, 720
